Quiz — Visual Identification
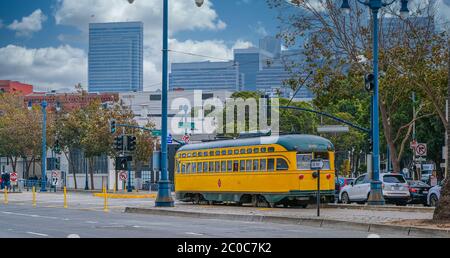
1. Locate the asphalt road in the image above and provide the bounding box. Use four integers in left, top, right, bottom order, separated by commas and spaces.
0, 204, 410, 238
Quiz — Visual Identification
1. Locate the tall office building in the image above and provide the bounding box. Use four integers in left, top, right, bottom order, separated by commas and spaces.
88, 22, 143, 93
259, 36, 282, 58
169, 61, 242, 92
234, 47, 273, 91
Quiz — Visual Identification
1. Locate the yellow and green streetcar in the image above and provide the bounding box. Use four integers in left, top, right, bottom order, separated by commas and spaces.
174, 134, 336, 208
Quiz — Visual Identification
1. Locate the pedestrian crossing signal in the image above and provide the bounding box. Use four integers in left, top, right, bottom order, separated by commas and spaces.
127, 136, 137, 151
110, 120, 117, 134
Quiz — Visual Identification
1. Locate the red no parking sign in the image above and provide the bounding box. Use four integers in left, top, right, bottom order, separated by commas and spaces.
415, 144, 427, 157
10, 172, 18, 182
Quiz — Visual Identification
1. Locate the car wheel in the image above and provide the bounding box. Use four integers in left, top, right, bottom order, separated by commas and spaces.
430, 194, 439, 207
341, 192, 350, 204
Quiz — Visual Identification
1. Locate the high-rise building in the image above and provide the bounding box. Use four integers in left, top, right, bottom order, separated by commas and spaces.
169, 61, 242, 92
234, 47, 273, 91
259, 36, 282, 58
88, 22, 143, 93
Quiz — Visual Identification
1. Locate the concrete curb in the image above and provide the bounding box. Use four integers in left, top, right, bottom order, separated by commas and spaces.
324, 204, 435, 213
93, 193, 156, 199
125, 207, 450, 238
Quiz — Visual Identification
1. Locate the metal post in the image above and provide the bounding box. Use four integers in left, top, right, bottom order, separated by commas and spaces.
317, 169, 321, 217
41, 101, 48, 192
155, 0, 174, 207
127, 160, 132, 193
84, 157, 89, 190
412, 92, 417, 179
367, 4, 385, 205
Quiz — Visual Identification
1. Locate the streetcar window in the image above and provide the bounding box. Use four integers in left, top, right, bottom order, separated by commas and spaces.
268, 147, 275, 153
222, 150, 227, 155
227, 161, 233, 172
277, 159, 289, 171
260, 159, 267, 171
246, 160, 252, 172
268, 159, 275, 172
198, 152, 203, 157
261, 148, 267, 153
186, 163, 191, 173
234, 150, 239, 155
193, 153, 197, 157
221, 161, 227, 172
240, 149, 246, 154
177, 162, 181, 174
240, 160, 245, 172
192, 163, 197, 173
182, 164, 186, 174
254, 148, 259, 154
297, 153, 313, 170
209, 162, 214, 172
198, 162, 203, 173
228, 150, 233, 155
233, 161, 239, 172
203, 162, 208, 173
210, 151, 214, 156
188, 153, 192, 158
216, 151, 221, 156
215, 162, 221, 172
314, 153, 331, 170
182, 153, 186, 158
204, 152, 208, 157
253, 160, 259, 171
247, 148, 252, 154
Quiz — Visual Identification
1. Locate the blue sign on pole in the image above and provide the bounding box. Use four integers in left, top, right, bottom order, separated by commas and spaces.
167, 134, 173, 144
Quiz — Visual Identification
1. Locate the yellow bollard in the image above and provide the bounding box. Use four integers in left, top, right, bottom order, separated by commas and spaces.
64, 186, 68, 209
4, 187, 8, 205
103, 186, 109, 212
32, 186, 36, 207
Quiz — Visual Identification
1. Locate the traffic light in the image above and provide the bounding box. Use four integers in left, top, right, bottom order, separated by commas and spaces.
114, 136, 124, 151
368, 138, 373, 152
55, 158, 60, 170
115, 157, 128, 170
127, 135, 137, 151
110, 120, 117, 134
364, 74, 375, 92
54, 139, 61, 154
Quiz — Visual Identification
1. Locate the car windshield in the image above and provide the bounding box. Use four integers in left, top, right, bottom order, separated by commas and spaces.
383, 175, 406, 184
409, 181, 430, 187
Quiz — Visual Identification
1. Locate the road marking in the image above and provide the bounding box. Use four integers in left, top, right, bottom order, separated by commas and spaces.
185, 232, 204, 236
85, 221, 98, 224
367, 234, 381, 238
67, 234, 81, 238
2, 212, 58, 220
26, 232, 49, 237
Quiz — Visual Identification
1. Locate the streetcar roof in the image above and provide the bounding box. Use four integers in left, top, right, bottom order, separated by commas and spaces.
177, 134, 334, 152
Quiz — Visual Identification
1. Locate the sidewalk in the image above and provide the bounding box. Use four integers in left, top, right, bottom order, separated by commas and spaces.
125, 203, 450, 238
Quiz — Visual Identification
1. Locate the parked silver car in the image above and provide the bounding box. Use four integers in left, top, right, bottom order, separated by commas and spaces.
339, 173, 410, 206
427, 180, 445, 207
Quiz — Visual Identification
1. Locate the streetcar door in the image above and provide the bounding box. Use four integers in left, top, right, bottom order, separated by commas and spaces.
297, 153, 312, 189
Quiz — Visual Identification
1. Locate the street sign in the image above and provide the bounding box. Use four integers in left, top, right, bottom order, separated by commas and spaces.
152, 130, 162, 137
10, 172, 18, 182
178, 122, 195, 130
317, 125, 349, 134
119, 172, 128, 181
167, 134, 173, 144
410, 140, 418, 150
182, 134, 190, 144
310, 159, 324, 170
416, 143, 427, 157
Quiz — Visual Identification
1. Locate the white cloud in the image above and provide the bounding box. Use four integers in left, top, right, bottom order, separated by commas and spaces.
7, 9, 47, 37
54, 0, 226, 37
0, 45, 87, 89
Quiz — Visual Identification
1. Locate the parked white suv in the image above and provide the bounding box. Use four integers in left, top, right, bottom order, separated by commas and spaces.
339, 173, 410, 206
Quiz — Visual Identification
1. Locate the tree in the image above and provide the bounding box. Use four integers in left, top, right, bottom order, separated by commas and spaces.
269, 0, 443, 174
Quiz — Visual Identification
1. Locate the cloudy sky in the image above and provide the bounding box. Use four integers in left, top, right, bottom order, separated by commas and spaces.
0, 0, 449, 91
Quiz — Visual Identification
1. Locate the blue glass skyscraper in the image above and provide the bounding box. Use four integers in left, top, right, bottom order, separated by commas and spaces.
234, 48, 273, 91
88, 22, 143, 93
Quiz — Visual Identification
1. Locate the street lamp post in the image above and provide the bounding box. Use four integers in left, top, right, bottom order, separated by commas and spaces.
41, 101, 48, 192
341, 0, 410, 205
127, 0, 204, 207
